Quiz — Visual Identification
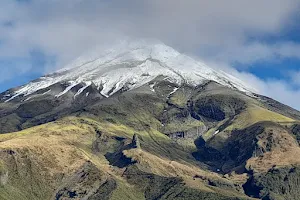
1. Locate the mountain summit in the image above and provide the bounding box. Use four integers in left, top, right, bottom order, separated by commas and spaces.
2, 40, 252, 102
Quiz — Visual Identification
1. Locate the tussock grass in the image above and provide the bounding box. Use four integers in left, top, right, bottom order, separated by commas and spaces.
204, 105, 295, 141
123, 148, 253, 199
0, 115, 257, 199
246, 126, 300, 173
226, 105, 294, 131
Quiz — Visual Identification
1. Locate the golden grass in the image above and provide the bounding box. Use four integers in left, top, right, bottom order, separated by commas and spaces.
247, 148, 300, 173
123, 148, 254, 198
226, 105, 294, 131
0, 116, 257, 199
0, 117, 92, 141
0, 116, 168, 176
0, 116, 151, 200
0, 117, 115, 176
124, 149, 226, 190
0, 133, 89, 175
205, 105, 295, 141
246, 127, 300, 173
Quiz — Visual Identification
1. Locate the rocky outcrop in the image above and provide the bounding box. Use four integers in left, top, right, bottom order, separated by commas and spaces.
193, 121, 300, 174
168, 125, 207, 140
193, 94, 246, 122
244, 166, 300, 200
132, 134, 141, 148
290, 124, 300, 145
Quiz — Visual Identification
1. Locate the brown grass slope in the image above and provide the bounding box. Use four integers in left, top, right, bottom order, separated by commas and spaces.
0, 81, 300, 200
0, 117, 255, 200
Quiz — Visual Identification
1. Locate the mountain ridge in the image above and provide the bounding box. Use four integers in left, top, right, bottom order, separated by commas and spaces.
1, 40, 254, 103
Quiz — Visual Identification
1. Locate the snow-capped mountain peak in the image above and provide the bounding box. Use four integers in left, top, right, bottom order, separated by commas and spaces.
3, 40, 254, 102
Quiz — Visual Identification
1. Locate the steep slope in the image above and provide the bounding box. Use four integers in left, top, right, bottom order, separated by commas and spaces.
0, 117, 254, 200
0, 40, 300, 200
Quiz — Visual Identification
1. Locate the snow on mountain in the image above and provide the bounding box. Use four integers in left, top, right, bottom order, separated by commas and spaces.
3, 40, 254, 102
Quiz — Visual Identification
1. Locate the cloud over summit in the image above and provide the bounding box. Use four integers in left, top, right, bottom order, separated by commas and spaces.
1, 0, 300, 109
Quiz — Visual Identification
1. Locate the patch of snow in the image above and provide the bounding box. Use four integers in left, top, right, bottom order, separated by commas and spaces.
55, 82, 79, 98
213, 130, 220, 136
24, 96, 32, 102
4, 39, 254, 101
74, 82, 91, 99
24, 89, 52, 101
149, 82, 156, 92
169, 87, 178, 96
41, 89, 51, 95
4, 93, 21, 103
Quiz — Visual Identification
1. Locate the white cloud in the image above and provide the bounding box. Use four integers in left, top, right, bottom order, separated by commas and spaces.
256, 79, 300, 111
206, 61, 300, 110
0, 0, 299, 64
1, 0, 300, 109
287, 70, 300, 87
211, 42, 300, 65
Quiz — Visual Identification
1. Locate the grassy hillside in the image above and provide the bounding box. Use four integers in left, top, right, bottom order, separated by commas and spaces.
0, 117, 254, 200
1, 81, 300, 199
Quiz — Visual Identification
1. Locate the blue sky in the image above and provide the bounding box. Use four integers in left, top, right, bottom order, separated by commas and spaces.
1, 0, 300, 109
0, 49, 55, 92
240, 21, 300, 82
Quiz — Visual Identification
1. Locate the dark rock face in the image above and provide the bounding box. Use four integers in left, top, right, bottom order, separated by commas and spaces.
0, 113, 23, 133
224, 125, 265, 169
196, 104, 225, 121
193, 124, 264, 173
243, 166, 300, 200
193, 94, 246, 122
168, 126, 207, 140
192, 146, 225, 170
132, 134, 141, 148
291, 124, 300, 145
192, 122, 294, 174
16, 99, 60, 118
